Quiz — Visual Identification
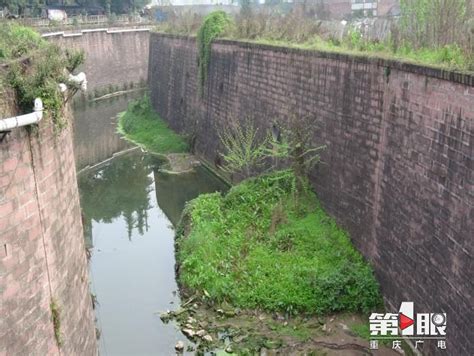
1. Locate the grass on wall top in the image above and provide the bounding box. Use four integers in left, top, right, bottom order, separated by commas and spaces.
118, 95, 188, 154
153, 8, 473, 74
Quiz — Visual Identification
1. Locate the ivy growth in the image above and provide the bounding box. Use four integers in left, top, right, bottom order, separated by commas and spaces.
196, 11, 232, 94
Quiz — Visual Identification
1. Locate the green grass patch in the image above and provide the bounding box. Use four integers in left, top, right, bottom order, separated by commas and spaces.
237, 36, 473, 72
0, 22, 45, 62
118, 95, 188, 154
177, 170, 382, 315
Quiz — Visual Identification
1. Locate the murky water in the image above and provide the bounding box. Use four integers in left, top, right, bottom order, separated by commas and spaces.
74, 97, 228, 355
73, 91, 144, 171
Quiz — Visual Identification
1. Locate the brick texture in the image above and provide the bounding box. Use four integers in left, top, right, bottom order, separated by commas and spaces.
46, 29, 150, 93
148, 34, 473, 355
0, 100, 97, 355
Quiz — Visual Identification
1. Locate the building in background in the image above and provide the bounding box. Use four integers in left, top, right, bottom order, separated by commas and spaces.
291, 0, 398, 19
148, 0, 399, 18
350, 0, 399, 17
351, 0, 378, 16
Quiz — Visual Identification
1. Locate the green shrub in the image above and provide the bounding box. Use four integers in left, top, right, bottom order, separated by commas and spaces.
177, 171, 382, 314
7, 45, 83, 129
0, 23, 45, 60
1, 24, 84, 130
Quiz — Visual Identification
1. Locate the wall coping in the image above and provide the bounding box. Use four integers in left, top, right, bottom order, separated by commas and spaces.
151, 32, 474, 87
43, 27, 150, 38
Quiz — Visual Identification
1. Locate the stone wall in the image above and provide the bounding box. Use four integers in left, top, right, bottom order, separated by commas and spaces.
44, 28, 150, 94
148, 33, 473, 355
0, 96, 97, 355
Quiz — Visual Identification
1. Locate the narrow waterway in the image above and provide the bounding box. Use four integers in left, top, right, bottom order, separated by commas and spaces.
73, 92, 143, 171
74, 95, 228, 355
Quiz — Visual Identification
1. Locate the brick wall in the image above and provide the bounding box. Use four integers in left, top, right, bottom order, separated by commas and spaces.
0, 98, 97, 355
45, 29, 150, 93
148, 33, 473, 355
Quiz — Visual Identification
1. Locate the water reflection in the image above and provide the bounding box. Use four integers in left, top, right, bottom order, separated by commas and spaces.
154, 166, 229, 226
73, 91, 144, 171
78, 150, 228, 355
80, 152, 157, 241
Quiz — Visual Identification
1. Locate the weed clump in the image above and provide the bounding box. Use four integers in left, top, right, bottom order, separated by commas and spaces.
177, 170, 382, 315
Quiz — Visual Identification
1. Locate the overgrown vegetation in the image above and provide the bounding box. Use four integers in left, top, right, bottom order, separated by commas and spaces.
400, 0, 470, 49
175, 113, 379, 316
50, 299, 63, 348
0, 23, 85, 130
266, 116, 326, 199
219, 115, 326, 199
156, 3, 473, 72
118, 95, 188, 154
0, 23, 44, 60
177, 170, 382, 315
196, 11, 232, 92
219, 118, 268, 178
0, 0, 148, 17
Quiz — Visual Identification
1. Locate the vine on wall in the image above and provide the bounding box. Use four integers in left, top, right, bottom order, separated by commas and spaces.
196, 11, 232, 95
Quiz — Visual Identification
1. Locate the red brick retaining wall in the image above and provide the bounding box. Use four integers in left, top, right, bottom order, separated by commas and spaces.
0, 100, 97, 355
149, 33, 473, 355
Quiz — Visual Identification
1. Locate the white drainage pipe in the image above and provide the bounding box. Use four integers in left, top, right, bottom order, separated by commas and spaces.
0, 98, 44, 132
71, 72, 88, 92
60, 72, 87, 93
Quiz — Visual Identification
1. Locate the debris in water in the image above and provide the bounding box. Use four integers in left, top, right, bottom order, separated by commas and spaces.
182, 328, 195, 338
175, 341, 184, 351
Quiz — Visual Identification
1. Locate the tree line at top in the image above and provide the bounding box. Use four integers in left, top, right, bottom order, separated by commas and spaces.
0, 0, 149, 17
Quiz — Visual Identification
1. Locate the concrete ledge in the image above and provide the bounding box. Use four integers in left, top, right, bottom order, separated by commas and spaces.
43, 27, 150, 38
